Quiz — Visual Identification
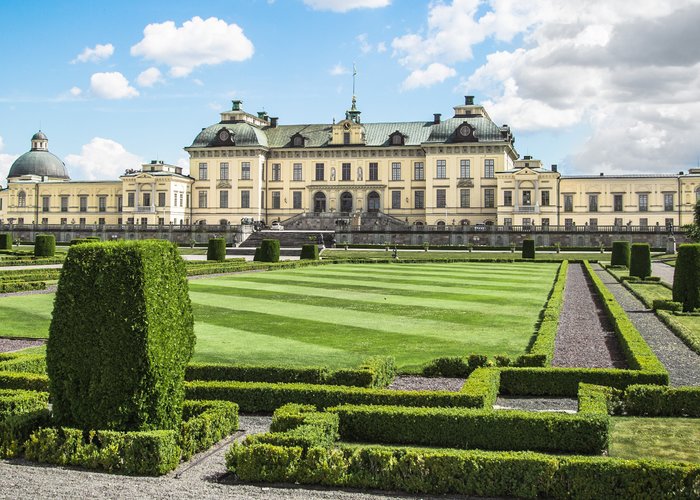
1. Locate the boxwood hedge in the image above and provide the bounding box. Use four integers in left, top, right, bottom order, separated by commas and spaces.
672, 243, 700, 312
206, 238, 226, 262
300, 244, 319, 260
629, 243, 651, 279
0, 234, 12, 250
611, 241, 631, 267
34, 234, 55, 258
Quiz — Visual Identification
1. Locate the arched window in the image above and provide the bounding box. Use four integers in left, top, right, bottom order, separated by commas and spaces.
340, 192, 353, 213
313, 192, 326, 213
17, 191, 26, 208
436, 220, 446, 229
367, 191, 380, 213
460, 219, 470, 226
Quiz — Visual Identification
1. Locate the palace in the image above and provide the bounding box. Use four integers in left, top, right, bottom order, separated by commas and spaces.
1, 97, 699, 230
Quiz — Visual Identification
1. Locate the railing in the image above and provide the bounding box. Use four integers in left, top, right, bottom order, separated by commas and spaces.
135, 206, 156, 213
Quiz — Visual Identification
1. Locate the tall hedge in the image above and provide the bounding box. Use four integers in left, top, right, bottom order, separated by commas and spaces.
300, 244, 319, 260
206, 238, 226, 261
34, 234, 56, 258
629, 243, 651, 279
0, 234, 11, 250
672, 244, 700, 312
47, 240, 195, 432
522, 239, 535, 259
610, 241, 630, 267
257, 239, 280, 263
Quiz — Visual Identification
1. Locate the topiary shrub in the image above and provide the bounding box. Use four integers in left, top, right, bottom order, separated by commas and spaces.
257, 239, 280, 263
47, 240, 195, 432
206, 238, 226, 261
522, 239, 535, 259
34, 234, 56, 258
672, 244, 700, 312
0, 234, 11, 251
610, 241, 631, 267
300, 244, 319, 260
629, 243, 651, 279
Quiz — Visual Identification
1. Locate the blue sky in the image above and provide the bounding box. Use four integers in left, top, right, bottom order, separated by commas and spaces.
1, 0, 699, 184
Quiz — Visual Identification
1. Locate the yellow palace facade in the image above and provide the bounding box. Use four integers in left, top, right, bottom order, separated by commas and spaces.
1, 97, 699, 230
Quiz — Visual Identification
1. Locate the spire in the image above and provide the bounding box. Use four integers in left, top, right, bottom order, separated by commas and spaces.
345, 63, 361, 123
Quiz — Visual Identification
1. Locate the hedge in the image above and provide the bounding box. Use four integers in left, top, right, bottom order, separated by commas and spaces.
206, 238, 226, 262
34, 234, 55, 258
300, 244, 319, 260
460, 367, 500, 409
0, 409, 52, 458
629, 243, 651, 279
250, 403, 339, 450
672, 244, 700, 312
255, 239, 280, 263
528, 260, 568, 364
522, 239, 535, 259
47, 240, 195, 432
324, 356, 396, 388
0, 281, 47, 293
656, 310, 700, 355
179, 400, 239, 460
0, 389, 49, 420
0, 234, 12, 250
0, 354, 46, 374
0, 372, 49, 392
622, 385, 700, 417
610, 241, 631, 267
0, 268, 61, 281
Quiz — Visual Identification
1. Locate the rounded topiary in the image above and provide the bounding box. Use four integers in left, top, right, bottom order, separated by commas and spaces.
47, 240, 195, 432
207, 238, 226, 261
34, 234, 56, 257
629, 243, 651, 279
300, 244, 319, 260
0, 233, 12, 250
258, 239, 280, 263
611, 241, 631, 267
672, 244, 700, 312
522, 239, 535, 259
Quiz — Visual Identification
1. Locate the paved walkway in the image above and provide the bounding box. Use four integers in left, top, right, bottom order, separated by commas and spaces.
594, 265, 700, 386
652, 261, 675, 286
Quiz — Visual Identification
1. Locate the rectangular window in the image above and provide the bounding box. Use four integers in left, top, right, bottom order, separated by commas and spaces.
614, 194, 623, 212
542, 218, 550, 226
293, 163, 303, 181
343, 132, 350, 145
157, 193, 165, 207
436, 160, 446, 179
99, 195, 107, 212
342, 163, 351, 181
589, 194, 598, 212
219, 190, 228, 208
541, 191, 550, 206
143, 193, 151, 207
414, 162, 424, 181
564, 194, 573, 212
272, 163, 281, 181
199, 162, 208, 180
614, 217, 623, 226
639, 218, 648, 228
504, 218, 513, 227
272, 191, 281, 209
60, 218, 67, 225
79, 196, 88, 212
98, 217, 106, 225
391, 162, 401, 181
179, 193, 184, 207
315, 163, 324, 181
117, 195, 123, 212
198, 191, 207, 208
460, 159, 470, 179
80, 218, 86, 226
664, 193, 674, 211
41, 217, 48, 225
484, 188, 495, 208
523, 218, 532, 227
522, 191, 532, 206
61, 196, 69, 212
639, 193, 648, 212
157, 218, 164, 226
665, 218, 674, 229
391, 190, 401, 209
589, 218, 598, 229
436, 189, 447, 208
484, 159, 495, 178
241, 162, 251, 180
414, 190, 425, 209
504, 190, 512, 206
42, 196, 50, 212
292, 191, 302, 209
127, 193, 135, 207
565, 218, 574, 229
369, 162, 378, 181
460, 189, 470, 208
219, 162, 229, 180
241, 190, 250, 209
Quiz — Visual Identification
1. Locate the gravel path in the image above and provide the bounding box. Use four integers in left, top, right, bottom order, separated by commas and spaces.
387, 375, 465, 392
594, 266, 700, 386
553, 263, 627, 369
494, 396, 578, 413
652, 261, 675, 286
0, 337, 45, 352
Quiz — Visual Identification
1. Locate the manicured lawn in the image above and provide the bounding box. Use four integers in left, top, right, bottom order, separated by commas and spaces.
322, 250, 610, 262
610, 417, 700, 463
0, 293, 55, 338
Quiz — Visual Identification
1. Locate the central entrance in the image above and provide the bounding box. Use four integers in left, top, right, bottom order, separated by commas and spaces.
367, 191, 380, 213
314, 192, 326, 213
340, 191, 353, 213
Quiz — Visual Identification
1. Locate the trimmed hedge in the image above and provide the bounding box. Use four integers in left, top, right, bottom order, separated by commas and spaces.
255, 239, 280, 263
250, 403, 339, 450
610, 241, 631, 267
179, 400, 239, 460
0, 409, 52, 458
528, 260, 568, 365
629, 243, 651, 279
324, 356, 396, 388
672, 243, 700, 312
0, 372, 49, 392
206, 238, 226, 261
47, 240, 195, 432
0, 389, 49, 420
0, 281, 47, 293
522, 239, 535, 259
300, 244, 319, 260
0, 234, 12, 250
622, 385, 700, 417
34, 234, 55, 258
0, 354, 46, 374
186, 363, 327, 384
657, 310, 700, 355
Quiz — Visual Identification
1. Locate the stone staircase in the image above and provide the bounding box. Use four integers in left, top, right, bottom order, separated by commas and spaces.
229, 229, 335, 256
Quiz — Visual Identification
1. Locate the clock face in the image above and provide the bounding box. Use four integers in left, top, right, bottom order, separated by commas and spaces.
343, 122, 351, 130
218, 129, 230, 142
459, 125, 470, 137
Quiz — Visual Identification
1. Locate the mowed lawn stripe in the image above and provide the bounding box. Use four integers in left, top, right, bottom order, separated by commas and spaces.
0, 294, 54, 338
322, 262, 552, 279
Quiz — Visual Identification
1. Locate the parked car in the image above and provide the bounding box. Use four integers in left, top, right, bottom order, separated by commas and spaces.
270, 221, 284, 230
474, 224, 487, 231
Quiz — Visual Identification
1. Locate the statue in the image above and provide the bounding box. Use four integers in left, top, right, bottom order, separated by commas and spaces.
357, 166, 363, 181
330, 167, 336, 181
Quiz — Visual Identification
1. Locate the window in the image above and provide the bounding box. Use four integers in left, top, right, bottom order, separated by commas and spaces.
665, 218, 674, 229
157, 193, 165, 207
241, 190, 250, 209
565, 218, 574, 229
293, 135, 304, 147
504, 218, 513, 227
80, 218, 86, 226
589, 218, 598, 229
17, 191, 26, 207
588, 194, 598, 212
639, 193, 648, 212
460, 159, 470, 179
143, 193, 151, 207
391, 190, 401, 209
241, 162, 251, 180
186, 194, 190, 208
541, 191, 550, 206
460, 189, 470, 208
415, 190, 425, 209
391, 133, 403, 146
414, 162, 424, 181
127, 193, 135, 207
293, 191, 302, 209
436, 189, 446, 208
60, 218, 67, 225
293, 163, 303, 181
522, 191, 532, 206
98, 218, 106, 225
117, 195, 122, 212
198, 191, 207, 208
272, 191, 281, 209
99, 195, 108, 212
436, 160, 446, 179
614, 194, 623, 212
219, 190, 228, 208
369, 162, 378, 181
484, 188, 495, 208
343, 132, 350, 145
484, 159, 495, 178
199, 162, 208, 180
564, 194, 573, 212
42, 196, 50, 212
272, 163, 281, 181
79, 196, 88, 212
542, 218, 550, 226
639, 218, 648, 228
503, 191, 512, 206
315, 163, 324, 181
342, 163, 351, 181
664, 193, 674, 211
523, 218, 532, 227
391, 162, 401, 181
61, 196, 69, 212
220, 162, 229, 180
614, 217, 623, 226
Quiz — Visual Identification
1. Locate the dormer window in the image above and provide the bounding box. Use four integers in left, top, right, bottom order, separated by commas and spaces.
389, 131, 405, 146
454, 122, 478, 143
212, 128, 235, 146
291, 133, 305, 147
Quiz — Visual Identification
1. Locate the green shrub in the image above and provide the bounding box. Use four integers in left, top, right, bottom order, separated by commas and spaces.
186, 363, 327, 384
0, 409, 52, 458
69, 238, 90, 246
326, 356, 396, 388
656, 310, 700, 355
629, 243, 651, 279
300, 244, 319, 260
672, 244, 700, 312
652, 299, 682, 312
577, 384, 619, 415
0, 354, 46, 374
459, 367, 500, 409
257, 239, 280, 263
47, 240, 195, 432
422, 356, 470, 377
0, 281, 47, 293
610, 241, 631, 267
0, 390, 49, 420
522, 239, 535, 259
252, 247, 263, 262
0, 234, 12, 250
33, 234, 56, 258
249, 404, 339, 450
179, 400, 239, 460
0, 372, 49, 392
622, 385, 700, 417
206, 238, 226, 261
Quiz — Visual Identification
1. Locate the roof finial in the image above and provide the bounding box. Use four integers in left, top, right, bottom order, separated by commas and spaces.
352, 62, 357, 98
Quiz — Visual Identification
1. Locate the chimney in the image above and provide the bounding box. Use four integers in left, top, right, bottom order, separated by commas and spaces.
524, 155, 532, 160
231, 100, 242, 111
257, 111, 269, 120
433, 113, 441, 124
465, 95, 475, 105
270, 117, 279, 128
600, 172, 604, 176
551, 164, 558, 173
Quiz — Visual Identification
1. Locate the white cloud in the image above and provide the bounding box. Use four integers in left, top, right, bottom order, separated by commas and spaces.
69, 86, 82, 97
0, 136, 19, 187
193, 78, 204, 86
72, 43, 114, 64
175, 157, 190, 176
402, 63, 456, 90
330, 63, 349, 76
357, 33, 372, 54
377, 42, 387, 53
90, 72, 139, 99
303, 0, 390, 12
130, 16, 254, 78
65, 138, 143, 181
136, 67, 164, 87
